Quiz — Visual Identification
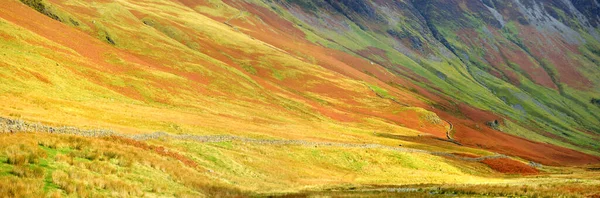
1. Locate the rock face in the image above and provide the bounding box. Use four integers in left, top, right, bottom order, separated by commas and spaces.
268, 0, 600, 151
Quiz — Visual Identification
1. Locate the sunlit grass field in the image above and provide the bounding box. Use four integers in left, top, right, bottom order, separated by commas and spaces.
2, 132, 599, 197
2, 133, 599, 197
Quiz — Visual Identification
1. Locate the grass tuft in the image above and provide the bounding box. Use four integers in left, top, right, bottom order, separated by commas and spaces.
5, 144, 47, 166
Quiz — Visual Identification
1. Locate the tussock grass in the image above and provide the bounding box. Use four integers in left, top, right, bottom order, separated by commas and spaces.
0, 131, 599, 197
11, 165, 45, 179
5, 144, 47, 166
0, 133, 246, 197
0, 177, 46, 197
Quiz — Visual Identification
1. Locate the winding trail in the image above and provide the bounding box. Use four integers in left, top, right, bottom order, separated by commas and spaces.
445, 119, 454, 139
0, 117, 504, 162
442, 119, 462, 146
364, 84, 461, 145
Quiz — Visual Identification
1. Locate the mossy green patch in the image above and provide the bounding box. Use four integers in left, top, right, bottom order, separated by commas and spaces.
241, 62, 257, 75
341, 151, 368, 171
212, 141, 234, 149
367, 84, 394, 99
0, 157, 11, 177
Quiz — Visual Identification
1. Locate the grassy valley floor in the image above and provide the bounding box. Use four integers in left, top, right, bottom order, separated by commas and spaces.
1, 129, 599, 197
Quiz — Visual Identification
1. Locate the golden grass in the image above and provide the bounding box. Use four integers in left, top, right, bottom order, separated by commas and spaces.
0, 177, 46, 198
0, 133, 247, 197
0, 132, 599, 197
5, 144, 46, 166
161, 137, 514, 193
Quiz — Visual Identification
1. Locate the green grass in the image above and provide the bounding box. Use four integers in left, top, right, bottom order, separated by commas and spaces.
367, 84, 394, 99
0, 157, 10, 177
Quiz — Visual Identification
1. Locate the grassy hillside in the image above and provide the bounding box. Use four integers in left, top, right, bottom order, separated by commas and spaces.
0, 0, 599, 196
2, 130, 599, 197
252, 0, 600, 156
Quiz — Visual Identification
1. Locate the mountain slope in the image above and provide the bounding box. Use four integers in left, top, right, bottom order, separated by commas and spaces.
1, 0, 600, 196
246, 0, 600, 156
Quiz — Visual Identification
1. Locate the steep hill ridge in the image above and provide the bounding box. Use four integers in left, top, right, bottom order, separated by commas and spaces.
2, 0, 600, 164
235, 0, 600, 157
1, 0, 600, 196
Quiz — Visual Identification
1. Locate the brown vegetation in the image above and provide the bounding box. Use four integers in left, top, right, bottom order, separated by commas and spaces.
105, 136, 199, 168
481, 158, 539, 174
452, 153, 479, 158
433, 106, 600, 166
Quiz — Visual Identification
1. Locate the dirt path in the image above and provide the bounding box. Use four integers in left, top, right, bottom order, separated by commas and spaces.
445, 119, 454, 139
364, 85, 460, 145
0, 117, 504, 162
442, 119, 462, 145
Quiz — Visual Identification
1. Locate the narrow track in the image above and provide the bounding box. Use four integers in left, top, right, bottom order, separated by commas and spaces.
442, 119, 462, 145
